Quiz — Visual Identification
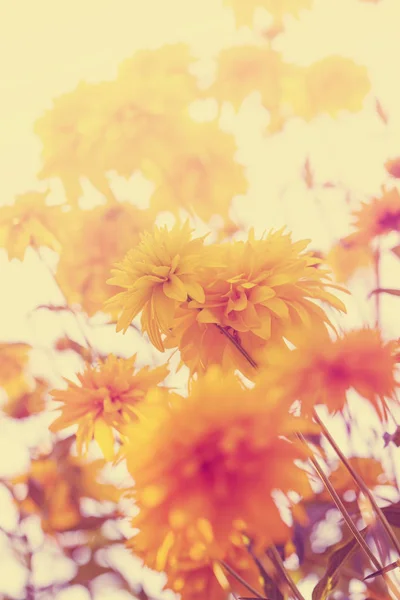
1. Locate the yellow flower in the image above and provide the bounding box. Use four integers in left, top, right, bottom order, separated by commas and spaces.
34, 82, 112, 204
265, 328, 399, 419
166, 228, 346, 377
143, 117, 247, 222
56, 203, 153, 316
0, 191, 63, 260
107, 221, 217, 351
303, 56, 370, 118
123, 368, 311, 599
50, 355, 168, 460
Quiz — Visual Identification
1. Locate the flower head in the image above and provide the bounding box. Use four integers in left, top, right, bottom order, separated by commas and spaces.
50, 355, 168, 459
266, 328, 399, 419
123, 368, 311, 598
166, 228, 346, 377
347, 187, 400, 244
107, 221, 217, 351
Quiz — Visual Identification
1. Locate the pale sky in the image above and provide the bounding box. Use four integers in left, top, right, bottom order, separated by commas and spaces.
2, 0, 400, 597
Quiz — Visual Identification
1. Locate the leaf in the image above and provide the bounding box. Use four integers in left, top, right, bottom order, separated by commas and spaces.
312, 530, 367, 600
368, 288, 400, 299
375, 98, 388, 124
391, 245, 400, 259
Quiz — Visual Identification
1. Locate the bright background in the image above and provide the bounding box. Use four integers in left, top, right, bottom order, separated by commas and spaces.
2, 0, 400, 597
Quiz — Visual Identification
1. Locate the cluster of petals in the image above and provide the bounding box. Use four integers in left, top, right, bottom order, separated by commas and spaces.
263, 327, 399, 419
107, 221, 219, 351
123, 367, 312, 599
346, 187, 400, 245
109, 224, 346, 376
50, 355, 168, 460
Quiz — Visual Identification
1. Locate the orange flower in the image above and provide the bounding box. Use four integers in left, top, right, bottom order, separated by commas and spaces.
166, 228, 346, 377
266, 328, 399, 419
50, 355, 168, 460
56, 203, 153, 316
346, 188, 400, 244
123, 368, 311, 599
326, 239, 374, 283
0, 191, 63, 260
107, 221, 218, 351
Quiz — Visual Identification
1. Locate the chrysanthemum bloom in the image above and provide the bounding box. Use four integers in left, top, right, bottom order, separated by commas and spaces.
107, 221, 219, 351
346, 187, 400, 245
0, 191, 63, 260
265, 328, 399, 419
123, 368, 312, 599
50, 355, 168, 460
165, 228, 346, 377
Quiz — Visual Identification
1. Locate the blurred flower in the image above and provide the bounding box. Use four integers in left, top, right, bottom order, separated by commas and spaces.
303, 56, 370, 118
0, 191, 63, 260
56, 202, 153, 317
385, 157, 400, 178
124, 368, 311, 599
2, 377, 47, 419
50, 355, 168, 460
0, 342, 31, 398
166, 228, 346, 377
265, 328, 399, 419
143, 118, 247, 222
108, 221, 219, 351
34, 82, 112, 204
326, 239, 374, 283
224, 0, 313, 30
346, 188, 400, 244
18, 447, 122, 532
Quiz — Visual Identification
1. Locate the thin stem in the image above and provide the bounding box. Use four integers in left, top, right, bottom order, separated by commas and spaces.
374, 244, 381, 328
216, 325, 258, 369
34, 246, 96, 359
220, 560, 267, 599
297, 433, 400, 600
268, 546, 306, 600
314, 410, 400, 559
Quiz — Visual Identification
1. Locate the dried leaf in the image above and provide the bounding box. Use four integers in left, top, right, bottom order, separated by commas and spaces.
375, 98, 388, 124
391, 245, 400, 259
303, 158, 314, 189
382, 501, 400, 527
369, 288, 400, 298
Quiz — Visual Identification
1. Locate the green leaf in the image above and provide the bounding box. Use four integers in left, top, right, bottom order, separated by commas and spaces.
312, 529, 367, 600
